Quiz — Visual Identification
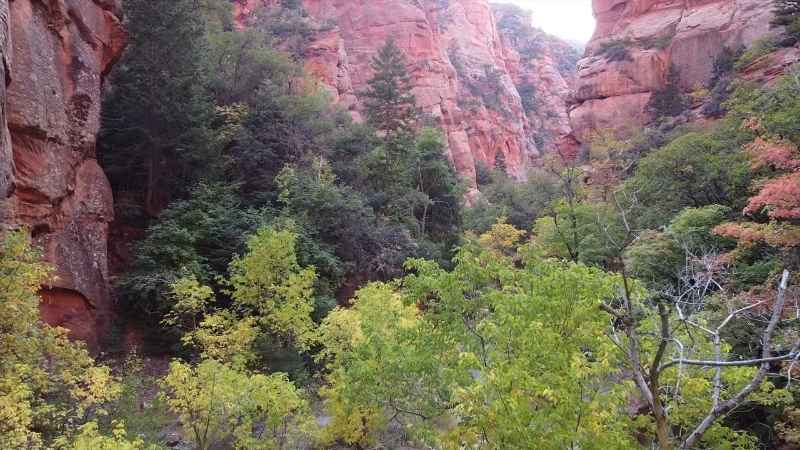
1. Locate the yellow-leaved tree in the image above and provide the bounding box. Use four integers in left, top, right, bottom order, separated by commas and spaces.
159, 226, 318, 449
0, 229, 131, 448
316, 223, 637, 449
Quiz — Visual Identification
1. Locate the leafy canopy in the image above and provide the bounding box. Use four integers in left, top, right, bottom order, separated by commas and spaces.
0, 230, 121, 448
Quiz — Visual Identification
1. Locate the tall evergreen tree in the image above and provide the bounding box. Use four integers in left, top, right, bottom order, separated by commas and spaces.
363, 39, 418, 135
99, 0, 216, 219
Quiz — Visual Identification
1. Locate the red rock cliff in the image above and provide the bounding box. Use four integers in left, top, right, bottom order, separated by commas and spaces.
0, 0, 125, 351
570, 0, 781, 142
244, 0, 577, 189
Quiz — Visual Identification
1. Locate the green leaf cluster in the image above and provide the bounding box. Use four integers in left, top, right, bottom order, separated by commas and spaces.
316, 226, 636, 449
0, 230, 122, 448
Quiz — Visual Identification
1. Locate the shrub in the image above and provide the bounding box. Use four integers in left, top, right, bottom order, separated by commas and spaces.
648, 65, 688, 118
596, 38, 634, 62
160, 359, 315, 450
639, 33, 674, 50
734, 37, 778, 70
625, 129, 751, 228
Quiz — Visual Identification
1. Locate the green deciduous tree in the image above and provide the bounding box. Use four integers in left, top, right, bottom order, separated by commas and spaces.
625, 129, 751, 229
228, 226, 318, 350
0, 230, 121, 448
118, 183, 267, 325
161, 226, 317, 363
160, 359, 315, 450
463, 168, 561, 233
68, 421, 159, 450
317, 224, 637, 449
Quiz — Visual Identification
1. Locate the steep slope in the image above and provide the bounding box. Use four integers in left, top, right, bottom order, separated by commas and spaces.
0, 0, 125, 350
569, 0, 786, 142
243, 0, 577, 188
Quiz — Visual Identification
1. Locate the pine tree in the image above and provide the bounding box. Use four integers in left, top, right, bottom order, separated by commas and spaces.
363, 39, 418, 135
99, 0, 216, 218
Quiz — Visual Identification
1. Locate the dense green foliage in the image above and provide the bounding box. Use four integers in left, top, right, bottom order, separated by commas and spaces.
318, 229, 636, 449
624, 129, 751, 228
100, 0, 217, 219
648, 65, 688, 118
465, 168, 561, 232
160, 359, 314, 450
104, 2, 462, 343
0, 231, 124, 448
6, 1, 799, 448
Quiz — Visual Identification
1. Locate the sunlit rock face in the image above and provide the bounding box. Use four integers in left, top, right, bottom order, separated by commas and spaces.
240, 0, 577, 187
570, 0, 781, 142
0, 0, 126, 351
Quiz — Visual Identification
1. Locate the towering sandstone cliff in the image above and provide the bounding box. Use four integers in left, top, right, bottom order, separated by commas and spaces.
240, 0, 578, 187
0, 0, 125, 350
570, 0, 785, 142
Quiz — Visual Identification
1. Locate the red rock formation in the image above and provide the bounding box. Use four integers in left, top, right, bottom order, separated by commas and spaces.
242, 0, 577, 188
493, 4, 580, 157
0, 0, 125, 351
0, 1, 10, 224
570, 0, 782, 142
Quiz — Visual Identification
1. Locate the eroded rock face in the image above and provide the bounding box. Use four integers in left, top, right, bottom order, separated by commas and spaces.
244, 0, 577, 186
493, 4, 581, 158
570, 0, 780, 142
0, 0, 125, 351
0, 0, 11, 224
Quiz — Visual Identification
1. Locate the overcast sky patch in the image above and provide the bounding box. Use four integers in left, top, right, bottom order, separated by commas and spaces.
493, 0, 595, 43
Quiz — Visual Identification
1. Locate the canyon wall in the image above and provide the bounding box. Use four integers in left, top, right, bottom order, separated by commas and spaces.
244, 0, 578, 188
0, 1, 10, 225
0, 0, 125, 351
570, 0, 783, 142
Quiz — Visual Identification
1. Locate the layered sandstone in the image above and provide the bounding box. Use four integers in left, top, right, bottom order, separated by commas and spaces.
0, 1, 10, 224
0, 0, 125, 350
244, 0, 577, 186
570, 0, 782, 142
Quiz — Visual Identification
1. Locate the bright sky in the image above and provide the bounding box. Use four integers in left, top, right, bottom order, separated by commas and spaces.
493, 0, 596, 44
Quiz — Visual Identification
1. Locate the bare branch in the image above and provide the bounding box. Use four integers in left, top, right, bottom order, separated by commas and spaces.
680, 270, 792, 450
599, 303, 624, 320
716, 301, 767, 332
665, 352, 798, 369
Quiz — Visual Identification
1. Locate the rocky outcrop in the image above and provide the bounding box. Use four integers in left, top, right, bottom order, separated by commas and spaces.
570, 0, 782, 142
0, 1, 11, 225
244, 0, 577, 187
493, 4, 581, 157
0, 0, 125, 351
